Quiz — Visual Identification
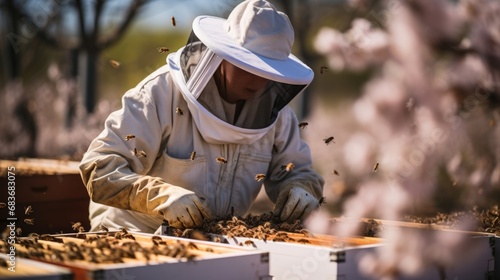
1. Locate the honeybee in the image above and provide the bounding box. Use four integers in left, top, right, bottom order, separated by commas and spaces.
373, 162, 379, 172
157, 47, 169, 53
299, 229, 314, 238
298, 122, 308, 129
125, 134, 136, 141
24, 218, 35, 225
24, 205, 34, 215
323, 136, 335, 145
71, 222, 82, 231
190, 151, 196, 161
0, 202, 6, 208
175, 107, 183, 115
99, 224, 109, 232
320, 66, 328, 74
332, 169, 340, 176
271, 236, 286, 242
319, 197, 326, 205
243, 240, 256, 247
123, 233, 136, 240
16, 227, 22, 236
255, 173, 266, 182
138, 150, 147, 158
120, 227, 129, 234
171, 16, 176, 26
109, 59, 121, 69
130, 148, 138, 156
297, 238, 310, 244
281, 162, 294, 172
85, 235, 99, 244
187, 242, 199, 250
216, 157, 227, 164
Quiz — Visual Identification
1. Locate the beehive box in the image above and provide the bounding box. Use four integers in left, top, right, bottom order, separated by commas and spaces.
0, 158, 90, 234
2, 231, 270, 280
220, 232, 382, 280
0, 253, 72, 279
312, 218, 498, 280
220, 230, 496, 280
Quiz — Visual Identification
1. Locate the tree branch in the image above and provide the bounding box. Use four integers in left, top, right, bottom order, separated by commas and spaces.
91, 0, 105, 50
8, 1, 69, 49
97, 0, 147, 50
75, 0, 88, 50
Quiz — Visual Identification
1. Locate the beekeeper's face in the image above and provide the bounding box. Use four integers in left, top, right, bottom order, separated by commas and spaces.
216, 60, 270, 104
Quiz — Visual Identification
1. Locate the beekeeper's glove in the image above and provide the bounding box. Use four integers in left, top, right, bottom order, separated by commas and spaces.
152, 186, 212, 229
274, 185, 319, 222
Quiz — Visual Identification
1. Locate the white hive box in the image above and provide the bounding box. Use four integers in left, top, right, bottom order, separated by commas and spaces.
219, 229, 497, 279
0, 253, 73, 280
333, 217, 498, 280
5, 232, 270, 280
222, 233, 382, 280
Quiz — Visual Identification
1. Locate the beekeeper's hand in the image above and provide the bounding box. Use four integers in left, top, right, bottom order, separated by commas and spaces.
154, 187, 212, 229
274, 186, 319, 222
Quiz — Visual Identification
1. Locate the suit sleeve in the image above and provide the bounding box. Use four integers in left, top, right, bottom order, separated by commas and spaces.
79, 74, 187, 218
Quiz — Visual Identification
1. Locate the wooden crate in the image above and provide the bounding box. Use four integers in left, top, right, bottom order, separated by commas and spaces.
0, 158, 90, 234
5, 231, 270, 280
0, 253, 73, 279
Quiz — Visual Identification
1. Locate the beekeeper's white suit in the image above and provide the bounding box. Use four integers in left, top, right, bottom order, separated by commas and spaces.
79, 0, 324, 233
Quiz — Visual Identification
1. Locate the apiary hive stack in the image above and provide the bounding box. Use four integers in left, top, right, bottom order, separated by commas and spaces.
0, 158, 90, 234
0, 253, 72, 279
0, 231, 270, 280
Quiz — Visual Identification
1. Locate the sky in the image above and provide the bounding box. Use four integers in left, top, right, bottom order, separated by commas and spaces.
133, 0, 244, 30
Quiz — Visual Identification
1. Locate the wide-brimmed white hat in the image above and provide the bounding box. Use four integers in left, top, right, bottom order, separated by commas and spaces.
192, 0, 313, 85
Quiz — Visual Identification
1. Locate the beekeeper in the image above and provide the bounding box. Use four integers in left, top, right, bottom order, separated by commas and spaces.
79, 0, 324, 233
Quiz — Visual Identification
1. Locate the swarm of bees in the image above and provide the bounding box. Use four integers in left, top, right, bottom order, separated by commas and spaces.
171, 212, 313, 245
404, 204, 500, 236
123, 134, 147, 158
0, 224, 219, 265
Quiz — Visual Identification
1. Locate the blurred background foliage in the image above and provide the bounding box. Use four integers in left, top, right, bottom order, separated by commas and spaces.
0, 0, 368, 162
